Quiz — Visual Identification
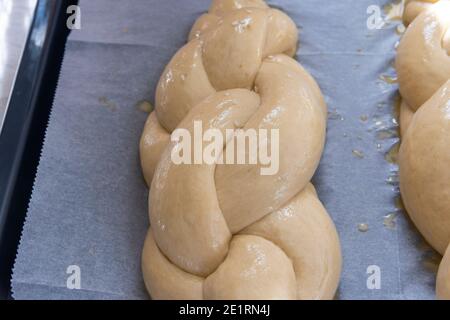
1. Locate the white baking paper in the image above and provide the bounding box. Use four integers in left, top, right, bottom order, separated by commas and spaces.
11, 0, 439, 300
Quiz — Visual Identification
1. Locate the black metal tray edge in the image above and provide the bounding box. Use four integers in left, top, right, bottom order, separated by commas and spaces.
0, 0, 78, 299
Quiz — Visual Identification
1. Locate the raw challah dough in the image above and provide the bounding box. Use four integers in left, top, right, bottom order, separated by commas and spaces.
402, 0, 440, 26
437, 245, 450, 298
140, 0, 341, 300
397, 0, 450, 112
397, 0, 450, 300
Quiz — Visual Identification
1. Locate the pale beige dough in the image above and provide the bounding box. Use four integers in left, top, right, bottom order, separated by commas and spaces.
397, 1, 450, 300
396, 0, 450, 111
241, 184, 342, 300
399, 81, 450, 255
140, 0, 341, 300
143, 185, 341, 300
403, 0, 439, 26
399, 100, 415, 138
140, 112, 170, 186
437, 245, 450, 299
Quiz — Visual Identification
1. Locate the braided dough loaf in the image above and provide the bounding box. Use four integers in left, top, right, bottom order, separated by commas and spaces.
402, 0, 440, 26
139, 0, 341, 300
397, 0, 450, 299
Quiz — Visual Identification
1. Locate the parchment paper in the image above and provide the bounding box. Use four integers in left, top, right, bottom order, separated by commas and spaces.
11, 0, 439, 300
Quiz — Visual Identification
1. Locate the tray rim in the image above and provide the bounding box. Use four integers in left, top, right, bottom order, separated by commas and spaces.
0, 0, 77, 299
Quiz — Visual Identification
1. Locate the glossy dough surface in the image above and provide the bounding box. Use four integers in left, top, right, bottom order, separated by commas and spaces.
396, 0, 450, 111
140, 0, 341, 300
397, 0, 450, 300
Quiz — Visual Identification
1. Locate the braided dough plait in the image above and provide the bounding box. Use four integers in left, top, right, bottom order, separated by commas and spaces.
397, 0, 450, 300
399, 82, 450, 255
140, 0, 341, 300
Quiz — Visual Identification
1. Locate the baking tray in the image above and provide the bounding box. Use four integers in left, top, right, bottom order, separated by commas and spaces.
4, 0, 443, 300
0, 0, 78, 299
